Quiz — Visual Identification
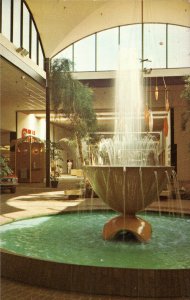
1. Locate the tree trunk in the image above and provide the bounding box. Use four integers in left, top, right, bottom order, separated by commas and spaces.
76, 133, 84, 165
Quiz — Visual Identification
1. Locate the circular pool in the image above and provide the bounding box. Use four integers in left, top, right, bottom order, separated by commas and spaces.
1, 211, 190, 297
1, 211, 190, 269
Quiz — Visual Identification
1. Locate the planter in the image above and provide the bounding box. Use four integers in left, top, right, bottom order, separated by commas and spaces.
51, 180, 59, 188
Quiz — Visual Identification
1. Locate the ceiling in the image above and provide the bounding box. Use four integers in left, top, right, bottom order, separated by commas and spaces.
26, 0, 109, 57
1, 58, 46, 112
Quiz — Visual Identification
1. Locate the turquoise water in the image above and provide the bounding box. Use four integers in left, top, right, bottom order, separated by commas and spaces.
0, 211, 190, 269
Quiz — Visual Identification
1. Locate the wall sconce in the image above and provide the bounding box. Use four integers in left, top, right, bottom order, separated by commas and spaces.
16, 47, 29, 57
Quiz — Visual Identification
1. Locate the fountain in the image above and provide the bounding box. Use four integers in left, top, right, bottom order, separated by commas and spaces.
84, 48, 173, 242
1, 48, 189, 299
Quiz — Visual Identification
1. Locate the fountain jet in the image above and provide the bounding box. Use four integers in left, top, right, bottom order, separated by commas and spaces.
84, 48, 172, 242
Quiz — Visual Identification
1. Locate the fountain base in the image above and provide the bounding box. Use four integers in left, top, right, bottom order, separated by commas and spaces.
103, 214, 152, 242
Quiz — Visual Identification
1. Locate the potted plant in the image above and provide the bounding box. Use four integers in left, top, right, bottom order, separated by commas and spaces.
0, 155, 18, 193
50, 141, 64, 188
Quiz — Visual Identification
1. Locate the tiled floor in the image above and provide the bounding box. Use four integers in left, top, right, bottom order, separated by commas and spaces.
1, 176, 190, 300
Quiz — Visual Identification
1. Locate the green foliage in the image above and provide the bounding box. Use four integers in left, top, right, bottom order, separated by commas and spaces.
51, 58, 97, 163
51, 59, 74, 115
181, 76, 190, 101
50, 141, 64, 160
50, 141, 64, 180
86, 133, 101, 145
180, 76, 190, 131
181, 111, 190, 131
0, 155, 13, 177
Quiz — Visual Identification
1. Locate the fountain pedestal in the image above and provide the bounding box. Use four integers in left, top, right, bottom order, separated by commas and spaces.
84, 166, 172, 242
103, 214, 152, 242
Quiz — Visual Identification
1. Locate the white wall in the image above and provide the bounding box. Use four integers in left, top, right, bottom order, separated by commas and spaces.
17, 112, 46, 140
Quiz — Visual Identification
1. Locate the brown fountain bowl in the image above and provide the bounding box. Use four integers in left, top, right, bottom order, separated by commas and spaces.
84, 166, 173, 241
84, 166, 173, 215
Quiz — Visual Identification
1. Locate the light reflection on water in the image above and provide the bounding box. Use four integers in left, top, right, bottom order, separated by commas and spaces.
0, 211, 190, 269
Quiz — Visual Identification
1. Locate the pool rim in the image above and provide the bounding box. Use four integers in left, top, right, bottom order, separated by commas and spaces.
1, 209, 190, 298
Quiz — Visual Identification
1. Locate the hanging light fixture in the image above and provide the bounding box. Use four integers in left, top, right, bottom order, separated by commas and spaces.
149, 109, 153, 132
163, 117, 168, 137
165, 89, 170, 112
147, 77, 153, 131
163, 77, 170, 111
144, 104, 150, 126
155, 77, 159, 101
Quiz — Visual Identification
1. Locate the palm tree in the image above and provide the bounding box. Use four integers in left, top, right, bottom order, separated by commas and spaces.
51, 58, 97, 165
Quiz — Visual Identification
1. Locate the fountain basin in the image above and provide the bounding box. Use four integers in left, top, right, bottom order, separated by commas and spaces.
1, 211, 190, 298
84, 166, 173, 241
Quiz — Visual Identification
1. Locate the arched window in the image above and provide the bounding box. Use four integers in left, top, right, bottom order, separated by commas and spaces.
54, 23, 190, 71
143, 24, 167, 69
74, 35, 95, 71
97, 27, 119, 71
168, 25, 190, 68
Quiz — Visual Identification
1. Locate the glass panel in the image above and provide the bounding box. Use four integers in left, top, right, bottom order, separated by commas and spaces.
168, 25, 190, 68
144, 24, 166, 69
2, 0, 11, 40
120, 24, 142, 69
13, 0, 21, 47
54, 45, 73, 61
38, 41, 44, 69
74, 35, 95, 71
53, 45, 73, 70
23, 3, 30, 52
97, 27, 119, 71
31, 21, 37, 63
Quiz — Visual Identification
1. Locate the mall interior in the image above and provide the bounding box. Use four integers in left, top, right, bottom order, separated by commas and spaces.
0, 0, 190, 299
